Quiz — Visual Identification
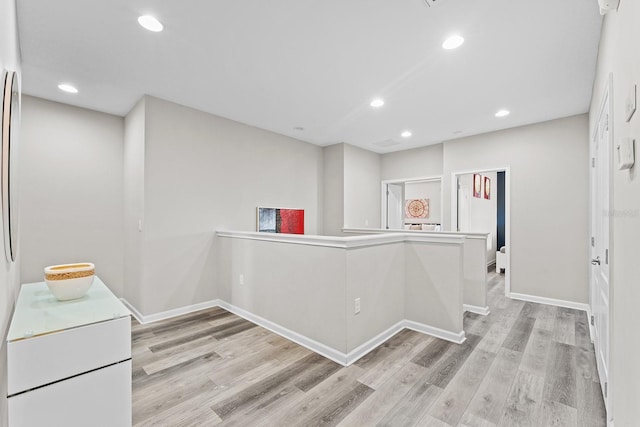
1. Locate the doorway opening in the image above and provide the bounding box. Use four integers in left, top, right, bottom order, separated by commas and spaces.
381, 176, 443, 230
451, 167, 511, 295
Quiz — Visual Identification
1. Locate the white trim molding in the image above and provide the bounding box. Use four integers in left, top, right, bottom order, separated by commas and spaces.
403, 320, 466, 344
215, 300, 348, 365
463, 304, 491, 316
345, 322, 405, 365
508, 292, 589, 312
119, 298, 219, 325
123, 298, 467, 366
217, 229, 466, 248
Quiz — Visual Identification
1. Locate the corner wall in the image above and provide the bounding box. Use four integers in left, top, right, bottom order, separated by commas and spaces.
20, 96, 125, 295
126, 96, 324, 315
343, 144, 381, 229
589, 2, 640, 424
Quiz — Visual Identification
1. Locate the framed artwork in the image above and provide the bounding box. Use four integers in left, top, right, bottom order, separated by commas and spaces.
405, 198, 429, 219
257, 207, 304, 234
484, 177, 491, 200
473, 173, 482, 198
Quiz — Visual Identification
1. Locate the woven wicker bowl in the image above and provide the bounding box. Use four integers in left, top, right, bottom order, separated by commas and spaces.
44, 263, 95, 301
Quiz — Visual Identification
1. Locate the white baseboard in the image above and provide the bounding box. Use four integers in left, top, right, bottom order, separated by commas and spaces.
403, 320, 466, 344
345, 321, 405, 365
508, 292, 589, 312
119, 298, 219, 324
123, 298, 467, 365
463, 304, 490, 316
215, 300, 349, 366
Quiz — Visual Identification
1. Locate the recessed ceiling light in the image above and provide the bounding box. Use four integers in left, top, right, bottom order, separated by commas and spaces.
58, 83, 78, 94
370, 98, 385, 108
401, 130, 412, 138
138, 15, 163, 32
495, 109, 510, 117
442, 35, 464, 50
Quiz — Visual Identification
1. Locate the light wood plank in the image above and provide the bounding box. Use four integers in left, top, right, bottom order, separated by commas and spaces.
538, 399, 578, 426
498, 370, 544, 427
463, 348, 522, 424
428, 349, 497, 425
339, 363, 428, 426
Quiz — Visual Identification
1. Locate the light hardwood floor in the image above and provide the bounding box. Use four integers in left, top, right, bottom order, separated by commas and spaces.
131, 271, 606, 426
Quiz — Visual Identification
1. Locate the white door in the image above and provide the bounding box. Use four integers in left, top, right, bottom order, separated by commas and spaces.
591, 83, 611, 417
386, 183, 403, 229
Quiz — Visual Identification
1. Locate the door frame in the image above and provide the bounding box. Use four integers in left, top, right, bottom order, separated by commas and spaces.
380, 175, 443, 229
450, 167, 511, 295
589, 72, 614, 421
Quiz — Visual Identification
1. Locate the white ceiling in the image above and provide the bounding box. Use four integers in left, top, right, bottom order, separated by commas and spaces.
16, 0, 602, 153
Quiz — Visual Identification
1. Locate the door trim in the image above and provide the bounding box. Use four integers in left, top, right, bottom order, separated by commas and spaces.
380, 175, 443, 229
450, 167, 511, 296
589, 72, 614, 422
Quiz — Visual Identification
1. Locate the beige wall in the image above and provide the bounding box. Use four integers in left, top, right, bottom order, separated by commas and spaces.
126, 96, 324, 315
218, 232, 465, 358
20, 96, 125, 296
443, 115, 590, 304
322, 144, 344, 236
590, 2, 640, 424
0, 1, 22, 425
123, 98, 145, 309
343, 144, 381, 229
381, 143, 443, 181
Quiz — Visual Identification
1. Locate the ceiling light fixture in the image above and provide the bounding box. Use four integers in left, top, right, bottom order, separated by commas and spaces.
495, 109, 510, 117
370, 98, 385, 108
442, 34, 464, 50
401, 130, 412, 138
138, 15, 163, 32
58, 83, 78, 94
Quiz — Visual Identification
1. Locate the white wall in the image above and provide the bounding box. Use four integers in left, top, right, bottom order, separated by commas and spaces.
20, 96, 125, 295
0, 1, 21, 425
123, 98, 145, 309
443, 115, 590, 304
322, 144, 344, 236
405, 180, 442, 224
217, 231, 465, 360
457, 172, 497, 263
217, 236, 348, 351
343, 143, 381, 229
381, 143, 443, 180
126, 96, 324, 316
590, 3, 640, 424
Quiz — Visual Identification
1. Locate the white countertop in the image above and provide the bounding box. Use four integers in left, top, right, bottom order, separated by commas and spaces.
7, 276, 130, 342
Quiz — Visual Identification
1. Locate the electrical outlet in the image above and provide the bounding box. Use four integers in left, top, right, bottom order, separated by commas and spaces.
239, 274, 244, 285
354, 298, 361, 314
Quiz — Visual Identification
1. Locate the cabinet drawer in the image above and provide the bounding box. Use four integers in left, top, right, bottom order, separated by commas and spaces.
8, 316, 131, 395
8, 360, 131, 427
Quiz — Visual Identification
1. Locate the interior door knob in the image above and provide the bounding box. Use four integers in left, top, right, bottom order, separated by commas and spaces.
591, 256, 601, 265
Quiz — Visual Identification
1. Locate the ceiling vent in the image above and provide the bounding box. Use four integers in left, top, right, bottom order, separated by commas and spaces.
598, 0, 619, 14
374, 139, 401, 148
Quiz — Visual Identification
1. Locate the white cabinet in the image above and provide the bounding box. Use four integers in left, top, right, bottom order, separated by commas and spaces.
7, 277, 132, 427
